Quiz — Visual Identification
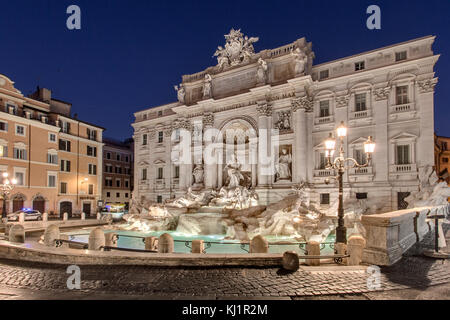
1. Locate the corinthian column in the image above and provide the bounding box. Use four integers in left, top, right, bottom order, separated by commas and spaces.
256, 103, 273, 187
291, 96, 312, 183
202, 112, 215, 190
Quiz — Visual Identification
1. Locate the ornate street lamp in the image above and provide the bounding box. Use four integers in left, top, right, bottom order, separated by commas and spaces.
1, 172, 18, 219
324, 121, 375, 244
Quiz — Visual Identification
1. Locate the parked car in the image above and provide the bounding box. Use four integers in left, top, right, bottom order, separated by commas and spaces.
7, 209, 42, 221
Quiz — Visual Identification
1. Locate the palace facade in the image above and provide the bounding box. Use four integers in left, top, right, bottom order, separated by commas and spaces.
132, 30, 439, 212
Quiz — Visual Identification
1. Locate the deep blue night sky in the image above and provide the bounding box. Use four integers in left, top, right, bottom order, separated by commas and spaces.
0, 0, 449, 140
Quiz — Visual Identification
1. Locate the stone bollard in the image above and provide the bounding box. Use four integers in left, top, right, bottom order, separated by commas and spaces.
18, 212, 25, 224
63, 212, 68, 221
105, 233, 118, 247
144, 236, 158, 251
347, 235, 366, 266
191, 240, 204, 254
282, 251, 300, 271
335, 242, 348, 265
4, 223, 14, 236
81, 212, 85, 220
9, 224, 25, 243
43, 224, 60, 247
250, 235, 268, 253
42, 212, 48, 222
88, 227, 105, 251
158, 233, 174, 253
305, 241, 321, 266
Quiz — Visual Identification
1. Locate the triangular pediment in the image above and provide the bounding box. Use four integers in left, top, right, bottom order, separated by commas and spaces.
349, 137, 370, 145
391, 132, 418, 141
154, 159, 166, 165
137, 160, 150, 166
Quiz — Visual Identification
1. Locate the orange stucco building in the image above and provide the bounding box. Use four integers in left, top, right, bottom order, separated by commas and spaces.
0, 74, 104, 216
435, 134, 450, 185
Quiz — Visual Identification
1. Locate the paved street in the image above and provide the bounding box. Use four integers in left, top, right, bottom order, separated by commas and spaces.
0, 253, 447, 300
0, 225, 447, 300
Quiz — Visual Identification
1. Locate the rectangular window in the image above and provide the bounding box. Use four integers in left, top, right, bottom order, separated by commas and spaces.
47, 153, 58, 164
86, 128, 97, 141
395, 51, 407, 62
0, 121, 8, 132
174, 166, 180, 179
125, 193, 129, 198
356, 192, 368, 200
142, 168, 147, 180
443, 158, 449, 163
59, 139, 71, 152
106, 152, 111, 159
87, 146, 97, 157
157, 167, 163, 179
15, 172, 24, 186
116, 192, 120, 198
142, 134, 148, 146
49, 133, 56, 142
396, 145, 410, 165
13, 148, 26, 160
355, 61, 365, 71
1, 146, 8, 157
319, 70, 329, 80
396, 86, 408, 105
16, 125, 25, 136
157, 195, 163, 203
319, 100, 330, 118
60, 182, 67, 194
61, 121, 70, 134
158, 131, 163, 143
48, 175, 56, 188
105, 178, 112, 187
106, 192, 110, 198
320, 193, 330, 205
88, 164, 97, 175
125, 156, 129, 162
60, 160, 71, 172
88, 184, 94, 195
353, 149, 367, 165
116, 180, 121, 187
125, 180, 129, 188
355, 93, 367, 112
319, 153, 327, 170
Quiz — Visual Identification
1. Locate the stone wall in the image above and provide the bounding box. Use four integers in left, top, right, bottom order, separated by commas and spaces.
361, 204, 449, 266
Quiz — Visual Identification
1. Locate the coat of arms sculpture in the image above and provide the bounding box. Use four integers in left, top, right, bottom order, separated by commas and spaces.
213, 28, 259, 70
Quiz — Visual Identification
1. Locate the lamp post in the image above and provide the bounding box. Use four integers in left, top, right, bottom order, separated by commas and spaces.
324, 121, 375, 244
1, 172, 18, 220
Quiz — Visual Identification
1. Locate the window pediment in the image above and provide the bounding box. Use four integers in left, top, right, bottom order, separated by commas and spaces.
391, 132, 417, 142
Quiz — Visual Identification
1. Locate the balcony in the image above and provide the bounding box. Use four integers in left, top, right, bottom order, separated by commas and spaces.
351, 109, 370, 119
314, 115, 334, 125
390, 103, 414, 113
349, 166, 373, 175
389, 163, 417, 180
348, 166, 374, 182
314, 169, 333, 177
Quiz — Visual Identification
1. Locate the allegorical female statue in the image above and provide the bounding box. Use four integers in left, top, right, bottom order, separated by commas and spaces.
192, 164, 204, 184
202, 74, 212, 99
275, 148, 292, 181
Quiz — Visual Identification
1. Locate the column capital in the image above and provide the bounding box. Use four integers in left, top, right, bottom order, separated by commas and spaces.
417, 78, 438, 94
202, 112, 215, 127
256, 103, 273, 117
373, 86, 391, 101
291, 96, 313, 113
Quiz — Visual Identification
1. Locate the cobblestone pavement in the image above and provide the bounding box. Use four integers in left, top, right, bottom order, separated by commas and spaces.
0, 254, 447, 299
0, 226, 447, 299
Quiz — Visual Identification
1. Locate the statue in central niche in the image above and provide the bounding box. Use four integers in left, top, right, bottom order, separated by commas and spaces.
224, 153, 244, 188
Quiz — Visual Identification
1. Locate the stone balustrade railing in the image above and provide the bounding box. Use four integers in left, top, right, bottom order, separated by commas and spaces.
361, 204, 449, 266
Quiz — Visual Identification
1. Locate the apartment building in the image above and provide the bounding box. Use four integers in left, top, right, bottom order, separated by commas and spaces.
435, 134, 450, 184
0, 75, 104, 216
102, 137, 133, 209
